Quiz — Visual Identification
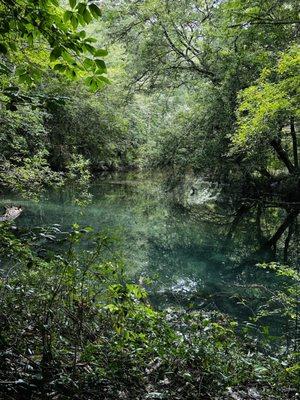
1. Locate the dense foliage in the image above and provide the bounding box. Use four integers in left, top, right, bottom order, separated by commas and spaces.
0, 0, 299, 398
0, 224, 298, 399
103, 0, 299, 187
0, 0, 299, 195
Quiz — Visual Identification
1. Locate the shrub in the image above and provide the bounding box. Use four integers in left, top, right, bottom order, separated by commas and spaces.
0, 224, 298, 399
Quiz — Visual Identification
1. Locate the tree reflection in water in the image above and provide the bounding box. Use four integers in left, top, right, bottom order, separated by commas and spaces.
1, 171, 299, 331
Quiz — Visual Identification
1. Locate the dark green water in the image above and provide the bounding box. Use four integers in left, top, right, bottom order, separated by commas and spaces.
1, 171, 297, 321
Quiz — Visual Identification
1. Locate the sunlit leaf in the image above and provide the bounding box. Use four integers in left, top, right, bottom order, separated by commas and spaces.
94, 49, 108, 57
98, 75, 110, 84
83, 58, 95, 70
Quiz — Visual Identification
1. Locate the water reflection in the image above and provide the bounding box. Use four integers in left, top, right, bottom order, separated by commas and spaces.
0, 171, 299, 320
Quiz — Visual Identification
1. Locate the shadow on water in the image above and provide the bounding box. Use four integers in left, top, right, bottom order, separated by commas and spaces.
1, 171, 299, 324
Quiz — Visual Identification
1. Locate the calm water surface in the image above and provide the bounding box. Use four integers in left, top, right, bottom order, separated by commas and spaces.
1, 171, 296, 321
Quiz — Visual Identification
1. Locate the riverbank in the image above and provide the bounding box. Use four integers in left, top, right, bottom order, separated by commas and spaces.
0, 223, 298, 400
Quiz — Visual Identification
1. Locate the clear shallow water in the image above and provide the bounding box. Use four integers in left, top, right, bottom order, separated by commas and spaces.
0, 171, 296, 321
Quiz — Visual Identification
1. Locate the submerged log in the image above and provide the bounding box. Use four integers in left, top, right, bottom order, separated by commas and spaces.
0, 206, 23, 222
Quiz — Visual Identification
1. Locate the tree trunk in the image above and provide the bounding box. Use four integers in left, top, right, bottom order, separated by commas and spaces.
223, 203, 253, 246
264, 209, 299, 250
270, 138, 295, 174
256, 203, 264, 242
283, 223, 294, 263
290, 117, 299, 170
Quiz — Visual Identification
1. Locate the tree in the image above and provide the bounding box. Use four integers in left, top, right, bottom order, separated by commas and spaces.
104, 0, 299, 183
232, 45, 299, 177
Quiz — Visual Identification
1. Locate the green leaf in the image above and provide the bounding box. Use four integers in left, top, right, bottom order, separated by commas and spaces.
83, 43, 95, 54
15, 66, 27, 76
62, 51, 74, 64
69, 0, 76, 8
83, 9, 92, 24
98, 75, 110, 84
89, 3, 102, 19
19, 73, 33, 84
83, 58, 95, 71
70, 15, 78, 29
91, 80, 98, 92
85, 76, 93, 86
77, 14, 86, 26
84, 37, 97, 43
78, 30, 86, 39
95, 68, 106, 75
27, 32, 34, 46
63, 10, 73, 22
94, 49, 108, 57
77, 2, 86, 16
95, 68, 107, 76
50, 47, 62, 61
53, 63, 67, 72
95, 59, 107, 72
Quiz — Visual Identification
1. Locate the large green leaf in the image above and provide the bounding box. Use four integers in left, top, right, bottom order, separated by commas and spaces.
50, 47, 62, 61
94, 49, 108, 57
71, 15, 79, 29
95, 59, 107, 72
62, 51, 74, 64
83, 9, 92, 24
83, 58, 95, 71
63, 10, 73, 23
53, 63, 67, 72
77, 2, 86, 16
98, 75, 110, 84
89, 3, 102, 19
83, 43, 95, 54
69, 0, 77, 9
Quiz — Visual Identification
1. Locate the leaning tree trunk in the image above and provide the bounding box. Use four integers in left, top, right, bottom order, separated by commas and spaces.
290, 117, 299, 171
263, 208, 299, 250
270, 138, 296, 174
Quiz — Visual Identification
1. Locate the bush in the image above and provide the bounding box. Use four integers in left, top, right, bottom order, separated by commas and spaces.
0, 224, 298, 399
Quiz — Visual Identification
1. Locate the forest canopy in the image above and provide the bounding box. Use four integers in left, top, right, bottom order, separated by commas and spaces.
0, 0, 298, 192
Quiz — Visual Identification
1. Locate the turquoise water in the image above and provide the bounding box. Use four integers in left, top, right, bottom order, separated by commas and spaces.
1, 171, 297, 320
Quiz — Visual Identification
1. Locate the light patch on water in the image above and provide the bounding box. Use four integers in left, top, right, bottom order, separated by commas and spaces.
173, 174, 220, 206
186, 177, 220, 206
159, 277, 199, 295
171, 277, 198, 293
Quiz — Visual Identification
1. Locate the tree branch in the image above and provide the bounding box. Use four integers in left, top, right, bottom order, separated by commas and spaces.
160, 23, 215, 79
264, 209, 299, 250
